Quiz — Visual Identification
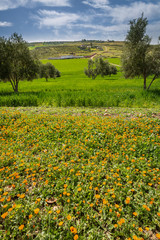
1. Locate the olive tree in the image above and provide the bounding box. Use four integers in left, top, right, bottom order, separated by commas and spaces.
84, 57, 117, 79
122, 14, 160, 90
0, 33, 39, 92
39, 62, 61, 82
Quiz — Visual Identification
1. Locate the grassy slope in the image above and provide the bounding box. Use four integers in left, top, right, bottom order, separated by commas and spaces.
0, 50, 160, 108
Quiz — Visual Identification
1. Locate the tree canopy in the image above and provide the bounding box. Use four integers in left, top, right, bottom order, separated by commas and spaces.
84, 57, 117, 79
0, 33, 39, 92
122, 14, 160, 90
39, 62, 61, 82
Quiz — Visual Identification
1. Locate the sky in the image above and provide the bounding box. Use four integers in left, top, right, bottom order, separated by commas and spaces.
0, 0, 160, 43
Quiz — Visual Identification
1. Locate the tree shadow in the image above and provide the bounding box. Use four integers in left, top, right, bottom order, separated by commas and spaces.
149, 89, 160, 96
0, 91, 45, 97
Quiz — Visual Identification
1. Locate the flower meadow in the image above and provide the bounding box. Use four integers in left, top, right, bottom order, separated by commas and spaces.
0, 108, 160, 240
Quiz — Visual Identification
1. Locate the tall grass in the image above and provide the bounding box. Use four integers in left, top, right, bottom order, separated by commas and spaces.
0, 58, 160, 108
0, 93, 38, 107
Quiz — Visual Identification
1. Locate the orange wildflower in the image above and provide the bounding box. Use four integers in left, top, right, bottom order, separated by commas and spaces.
156, 233, 160, 239
138, 227, 143, 232
19, 194, 25, 199
19, 225, 24, 230
34, 208, 40, 214
103, 199, 107, 204
1, 212, 8, 219
8, 208, 13, 212
133, 236, 139, 240
125, 197, 130, 204
70, 226, 77, 234
0, 197, 5, 202
3, 192, 8, 196
95, 194, 100, 199
118, 218, 125, 226
67, 215, 72, 220
7, 196, 11, 202
2, 205, 8, 208
143, 205, 150, 211
29, 214, 33, 219
133, 212, 138, 216
74, 235, 79, 240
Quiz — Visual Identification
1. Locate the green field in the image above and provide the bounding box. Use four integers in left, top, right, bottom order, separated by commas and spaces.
0, 57, 160, 108
0, 108, 160, 240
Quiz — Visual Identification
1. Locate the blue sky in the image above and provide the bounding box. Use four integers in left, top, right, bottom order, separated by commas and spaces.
0, 0, 160, 43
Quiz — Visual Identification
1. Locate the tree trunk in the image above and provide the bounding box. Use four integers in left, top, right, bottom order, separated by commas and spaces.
13, 78, 19, 92
9, 78, 18, 93
14, 82, 18, 93
147, 75, 156, 90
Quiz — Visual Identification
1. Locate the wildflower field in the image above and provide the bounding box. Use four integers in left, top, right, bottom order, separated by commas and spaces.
0, 107, 160, 240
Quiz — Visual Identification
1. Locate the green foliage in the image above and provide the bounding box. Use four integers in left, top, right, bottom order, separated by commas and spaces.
0, 58, 160, 108
122, 14, 160, 90
126, 14, 150, 45
0, 33, 39, 92
0, 108, 159, 239
84, 57, 117, 79
39, 62, 61, 82
0, 93, 38, 107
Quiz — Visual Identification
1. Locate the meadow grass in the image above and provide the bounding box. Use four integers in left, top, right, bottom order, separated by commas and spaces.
0, 58, 160, 108
0, 107, 160, 240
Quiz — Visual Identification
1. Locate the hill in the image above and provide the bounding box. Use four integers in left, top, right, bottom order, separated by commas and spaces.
29, 40, 124, 59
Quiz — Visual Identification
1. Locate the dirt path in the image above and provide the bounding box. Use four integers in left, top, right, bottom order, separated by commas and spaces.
90, 53, 97, 59
110, 63, 121, 67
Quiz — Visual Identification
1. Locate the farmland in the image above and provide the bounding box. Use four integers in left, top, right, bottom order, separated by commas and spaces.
29, 41, 123, 59
0, 107, 160, 240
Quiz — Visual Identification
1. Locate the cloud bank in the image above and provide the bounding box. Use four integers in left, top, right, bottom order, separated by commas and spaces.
0, 21, 12, 27
0, 0, 70, 10
0, 0, 159, 43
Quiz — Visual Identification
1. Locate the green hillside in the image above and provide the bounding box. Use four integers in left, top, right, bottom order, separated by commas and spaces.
0, 57, 160, 108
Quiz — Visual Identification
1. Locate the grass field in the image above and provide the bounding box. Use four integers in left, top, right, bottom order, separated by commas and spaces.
0, 107, 160, 240
0, 58, 160, 108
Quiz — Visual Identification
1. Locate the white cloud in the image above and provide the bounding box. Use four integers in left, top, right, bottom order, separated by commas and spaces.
82, 0, 110, 9
0, 21, 12, 27
35, 10, 80, 28
32, 0, 71, 7
109, 1, 160, 24
82, 1, 160, 24
0, 0, 70, 10
0, 0, 28, 10
81, 1, 160, 42
147, 20, 160, 44
73, 22, 127, 40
